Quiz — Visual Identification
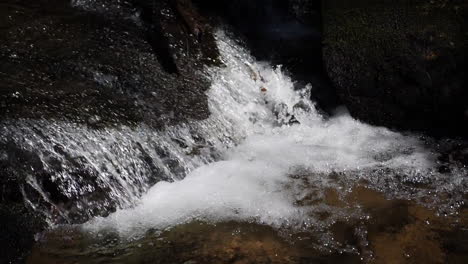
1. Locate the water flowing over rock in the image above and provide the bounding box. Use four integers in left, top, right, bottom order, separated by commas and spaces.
1, 0, 468, 263
0, 0, 219, 261
19, 30, 468, 264
194, 0, 340, 113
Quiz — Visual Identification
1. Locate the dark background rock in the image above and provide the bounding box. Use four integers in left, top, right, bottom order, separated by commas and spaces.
322, 0, 468, 137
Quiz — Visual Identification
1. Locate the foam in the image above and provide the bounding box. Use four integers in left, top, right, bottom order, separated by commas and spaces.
84, 31, 458, 237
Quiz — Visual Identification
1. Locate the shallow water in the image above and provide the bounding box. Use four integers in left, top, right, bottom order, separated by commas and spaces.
29, 185, 468, 264
24, 30, 468, 263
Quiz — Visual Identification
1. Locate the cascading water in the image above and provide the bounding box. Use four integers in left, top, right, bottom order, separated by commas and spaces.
2, 0, 466, 262
73, 31, 465, 238
1, 28, 465, 231
3, 27, 464, 263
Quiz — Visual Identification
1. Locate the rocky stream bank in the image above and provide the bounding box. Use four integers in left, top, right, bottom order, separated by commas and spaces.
1, 0, 467, 263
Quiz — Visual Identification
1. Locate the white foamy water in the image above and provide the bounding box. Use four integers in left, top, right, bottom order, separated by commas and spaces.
85, 31, 466, 237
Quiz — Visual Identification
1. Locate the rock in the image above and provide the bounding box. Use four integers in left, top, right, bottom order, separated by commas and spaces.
0, 142, 47, 263
0, 0, 220, 220
0, 204, 46, 264
0, 0, 219, 129
437, 141, 468, 168
288, 0, 322, 27
322, 0, 468, 137
0, 0, 221, 262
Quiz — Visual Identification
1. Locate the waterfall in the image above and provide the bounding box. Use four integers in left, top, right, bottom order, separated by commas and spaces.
0, 28, 465, 233
2, 29, 465, 231
80, 31, 466, 237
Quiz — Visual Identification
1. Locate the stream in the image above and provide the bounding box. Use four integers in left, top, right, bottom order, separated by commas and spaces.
14, 30, 468, 263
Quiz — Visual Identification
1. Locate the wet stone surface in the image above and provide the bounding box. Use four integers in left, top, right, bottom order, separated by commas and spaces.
0, 0, 215, 128
322, 0, 468, 136
27, 185, 468, 264
0, 0, 220, 262
1, 1, 468, 264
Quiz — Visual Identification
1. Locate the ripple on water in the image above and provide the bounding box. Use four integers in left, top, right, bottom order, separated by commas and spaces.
29, 185, 468, 264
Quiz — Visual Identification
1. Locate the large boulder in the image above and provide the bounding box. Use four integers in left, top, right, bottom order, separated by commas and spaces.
0, 0, 219, 128
322, 0, 468, 136
0, 0, 219, 262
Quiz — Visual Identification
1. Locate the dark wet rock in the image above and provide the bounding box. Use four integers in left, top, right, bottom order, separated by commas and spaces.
0, 0, 221, 262
0, 139, 118, 223
134, 0, 221, 74
0, 0, 221, 219
0, 204, 46, 264
437, 140, 468, 168
322, 0, 468, 137
0, 142, 48, 263
0, 138, 121, 263
0, 0, 219, 128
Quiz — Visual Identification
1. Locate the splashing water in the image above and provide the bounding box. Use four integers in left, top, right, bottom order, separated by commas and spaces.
83, 31, 466, 237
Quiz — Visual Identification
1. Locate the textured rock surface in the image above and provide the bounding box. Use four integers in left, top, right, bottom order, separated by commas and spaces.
322, 0, 468, 136
0, 205, 46, 264
0, 0, 219, 262
2, 0, 468, 262
0, 0, 218, 128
